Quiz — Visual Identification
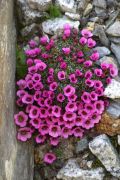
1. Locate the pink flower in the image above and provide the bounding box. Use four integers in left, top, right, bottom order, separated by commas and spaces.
25, 74, 32, 81
85, 79, 94, 87
78, 109, 90, 119
58, 71, 66, 80
87, 38, 96, 48
29, 105, 40, 118
34, 91, 42, 101
85, 103, 94, 113
49, 125, 61, 137
60, 61, 67, 69
58, 117, 64, 126
28, 66, 37, 74
49, 82, 58, 91
38, 98, 45, 107
90, 112, 101, 124
26, 58, 33, 66
40, 36, 48, 45
30, 118, 41, 129
77, 58, 85, 64
57, 93, 65, 102
110, 66, 118, 77
35, 134, 46, 144
14, 111, 28, 127
64, 24, 71, 30
90, 52, 99, 61
90, 91, 98, 101
32, 73, 41, 82
68, 94, 77, 102
34, 82, 44, 90
64, 29, 71, 37
39, 124, 49, 135
52, 105, 61, 117
17, 127, 32, 142
65, 119, 75, 129
22, 94, 34, 104
44, 98, 52, 107
61, 127, 71, 139
65, 102, 77, 112
77, 51, 84, 58
63, 112, 76, 121
69, 74, 77, 84
17, 90, 26, 98
106, 77, 112, 84
75, 69, 83, 77
94, 69, 103, 77
39, 108, 48, 118
84, 60, 93, 67
72, 127, 84, 138
27, 80, 34, 89
81, 29, 93, 38
94, 100, 104, 114
50, 137, 59, 146
81, 92, 90, 103
35, 62, 47, 71
101, 63, 109, 70
47, 76, 54, 84
63, 85, 75, 97
84, 70, 93, 79
44, 152, 56, 164
62, 47, 71, 55
82, 119, 94, 129
79, 37, 87, 45
48, 68, 54, 75
75, 116, 84, 126
16, 98, 24, 107
95, 88, 104, 96
94, 80, 103, 89
17, 79, 26, 89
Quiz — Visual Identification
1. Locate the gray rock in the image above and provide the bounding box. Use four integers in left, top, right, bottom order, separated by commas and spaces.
89, 134, 120, 177
76, 137, 88, 153
42, 16, 80, 35
98, 56, 118, 68
27, 0, 52, 11
118, 135, 120, 145
83, 3, 93, 16
107, 100, 120, 119
109, 37, 120, 45
94, 7, 106, 15
17, 0, 47, 26
57, 159, 105, 180
93, 46, 111, 58
21, 23, 40, 37
65, 12, 80, 20
78, 0, 90, 12
93, 0, 107, 9
56, 0, 77, 13
104, 79, 120, 99
111, 43, 120, 65
106, 21, 120, 37
93, 25, 110, 47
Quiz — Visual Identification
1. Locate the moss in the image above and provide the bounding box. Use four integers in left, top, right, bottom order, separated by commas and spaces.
54, 148, 63, 158
92, 158, 104, 169
47, 4, 62, 19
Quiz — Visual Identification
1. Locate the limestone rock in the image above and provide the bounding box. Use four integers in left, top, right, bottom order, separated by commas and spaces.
65, 12, 80, 20
42, 16, 80, 35
27, 0, 52, 11
95, 113, 120, 136
93, 0, 107, 9
111, 43, 120, 65
57, 159, 105, 180
89, 134, 120, 177
83, 3, 93, 16
106, 21, 120, 37
109, 37, 120, 44
107, 100, 120, 119
118, 135, 120, 145
56, 0, 77, 13
21, 23, 41, 37
78, 0, 90, 12
93, 46, 111, 58
104, 79, 120, 99
98, 56, 118, 68
76, 137, 88, 153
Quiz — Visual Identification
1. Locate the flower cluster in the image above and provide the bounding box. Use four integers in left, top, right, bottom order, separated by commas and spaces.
15, 25, 118, 149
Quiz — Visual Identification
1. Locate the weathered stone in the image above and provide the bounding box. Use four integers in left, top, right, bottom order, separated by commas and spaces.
104, 79, 120, 99
111, 43, 120, 65
83, 3, 93, 16
86, 22, 95, 31
76, 137, 88, 153
93, 0, 107, 9
106, 21, 120, 37
93, 46, 111, 58
95, 7, 106, 15
0, 0, 34, 179
57, 159, 105, 180
21, 23, 41, 37
27, 0, 52, 11
56, 0, 77, 13
17, 0, 47, 26
98, 56, 118, 68
118, 135, 120, 145
78, 0, 90, 13
42, 16, 80, 35
107, 100, 120, 119
89, 134, 120, 177
93, 25, 110, 47
65, 12, 80, 20
109, 37, 120, 44
95, 113, 120, 136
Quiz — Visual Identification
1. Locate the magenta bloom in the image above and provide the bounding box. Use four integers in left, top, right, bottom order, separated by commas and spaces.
77, 51, 84, 58
22, 94, 34, 104
84, 60, 93, 67
90, 91, 98, 101
85, 103, 94, 113
106, 77, 112, 84
34, 91, 42, 101
94, 100, 105, 114
75, 116, 84, 127
65, 119, 75, 129
17, 127, 32, 142
81, 92, 90, 103
110, 66, 118, 77
49, 125, 61, 137
64, 29, 71, 37
14, 111, 28, 127
30, 118, 41, 129
25, 74, 32, 81
29, 105, 40, 119
40, 36, 48, 45
63, 85, 75, 97
27, 80, 34, 89
75, 69, 83, 77
44, 98, 52, 107
94, 69, 103, 77
58, 117, 64, 126
27, 58, 33, 66
95, 88, 104, 96
90, 112, 101, 124
36, 62, 47, 71
29, 40, 37, 48
38, 98, 45, 107
35, 134, 46, 144
17, 90, 26, 98
60, 61, 67, 69
72, 127, 84, 138
79, 37, 87, 45
61, 127, 71, 139
57, 93, 65, 102
94, 80, 103, 89
39, 124, 49, 135
39, 108, 48, 118
85, 79, 94, 87
49, 82, 58, 91
87, 38, 96, 48
82, 119, 94, 129
69, 74, 77, 84
81, 29, 93, 38
48, 68, 54, 75
68, 94, 77, 102
47, 76, 54, 84
84, 70, 93, 79
78, 109, 90, 119
32, 73, 41, 82
44, 152, 56, 164
65, 102, 77, 112
52, 105, 61, 117
77, 58, 85, 64
64, 24, 71, 30
17, 79, 26, 89
90, 52, 99, 61
28, 66, 37, 74
62, 47, 71, 55
63, 111, 76, 121
58, 71, 66, 80
50, 137, 59, 146
101, 63, 109, 70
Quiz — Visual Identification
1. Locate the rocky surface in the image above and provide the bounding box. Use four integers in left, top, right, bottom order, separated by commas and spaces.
65, 12, 80, 20
89, 134, 120, 177
76, 137, 88, 153
118, 135, 120, 145
106, 21, 120, 37
56, 0, 77, 13
111, 43, 120, 65
27, 0, 52, 11
42, 16, 80, 35
57, 159, 105, 180
93, 46, 111, 58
